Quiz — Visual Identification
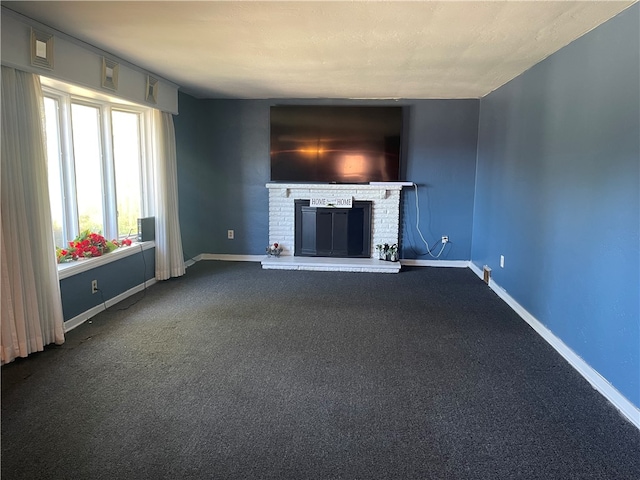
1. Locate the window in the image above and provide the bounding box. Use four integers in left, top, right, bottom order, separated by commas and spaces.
43, 96, 65, 247
112, 110, 143, 237
42, 80, 150, 248
71, 103, 105, 234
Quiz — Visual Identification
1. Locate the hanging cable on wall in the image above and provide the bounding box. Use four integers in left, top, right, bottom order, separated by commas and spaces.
413, 184, 447, 258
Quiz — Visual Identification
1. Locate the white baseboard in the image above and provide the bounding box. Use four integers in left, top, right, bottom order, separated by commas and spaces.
200, 255, 469, 270
401, 259, 470, 268
184, 256, 199, 268
201, 255, 471, 268
63, 278, 157, 333
468, 262, 486, 281
468, 262, 640, 429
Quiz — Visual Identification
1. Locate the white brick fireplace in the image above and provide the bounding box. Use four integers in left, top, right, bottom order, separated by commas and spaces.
262, 183, 408, 272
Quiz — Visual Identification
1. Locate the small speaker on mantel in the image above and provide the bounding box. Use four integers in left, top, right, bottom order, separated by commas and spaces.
137, 217, 155, 242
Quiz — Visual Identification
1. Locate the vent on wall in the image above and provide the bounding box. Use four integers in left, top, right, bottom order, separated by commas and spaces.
145, 75, 158, 104
102, 57, 119, 91
483, 265, 492, 284
30, 28, 54, 70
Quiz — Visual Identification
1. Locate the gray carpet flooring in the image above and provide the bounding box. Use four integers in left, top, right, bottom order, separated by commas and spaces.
2, 261, 639, 479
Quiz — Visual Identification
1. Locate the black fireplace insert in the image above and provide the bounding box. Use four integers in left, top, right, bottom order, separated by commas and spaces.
294, 200, 372, 258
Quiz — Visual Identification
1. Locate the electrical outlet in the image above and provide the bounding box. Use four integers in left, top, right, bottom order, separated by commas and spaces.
91, 280, 98, 294
227, 229, 234, 239
441, 236, 449, 244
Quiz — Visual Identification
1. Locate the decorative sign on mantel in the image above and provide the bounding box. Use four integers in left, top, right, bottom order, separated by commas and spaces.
309, 195, 353, 208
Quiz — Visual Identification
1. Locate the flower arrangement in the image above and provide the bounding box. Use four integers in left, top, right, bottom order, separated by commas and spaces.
266, 242, 283, 257
56, 230, 132, 263
375, 243, 399, 262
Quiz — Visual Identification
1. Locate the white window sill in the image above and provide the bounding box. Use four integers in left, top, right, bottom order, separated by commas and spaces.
57, 241, 155, 280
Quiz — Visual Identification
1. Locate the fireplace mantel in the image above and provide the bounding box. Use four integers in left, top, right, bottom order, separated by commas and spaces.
266, 182, 405, 196
263, 183, 409, 272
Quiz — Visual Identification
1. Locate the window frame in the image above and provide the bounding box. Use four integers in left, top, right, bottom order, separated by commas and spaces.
110, 106, 150, 237
42, 81, 151, 247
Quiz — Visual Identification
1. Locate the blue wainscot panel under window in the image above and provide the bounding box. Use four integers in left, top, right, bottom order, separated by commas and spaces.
60, 248, 155, 322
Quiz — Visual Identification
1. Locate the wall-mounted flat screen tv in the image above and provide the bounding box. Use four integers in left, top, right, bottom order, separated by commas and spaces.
270, 106, 402, 183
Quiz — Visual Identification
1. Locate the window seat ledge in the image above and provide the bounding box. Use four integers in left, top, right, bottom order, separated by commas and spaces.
57, 241, 154, 280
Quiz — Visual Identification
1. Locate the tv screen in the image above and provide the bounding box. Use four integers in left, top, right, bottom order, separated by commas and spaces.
270, 106, 402, 183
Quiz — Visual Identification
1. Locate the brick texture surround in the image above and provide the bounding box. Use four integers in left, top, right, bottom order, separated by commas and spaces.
266, 183, 404, 257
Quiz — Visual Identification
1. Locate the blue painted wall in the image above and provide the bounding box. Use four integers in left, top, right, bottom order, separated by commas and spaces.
402, 100, 479, 260
472, 5, 639, 406
200, 99, 271, 255
173, 98, 479, 259
60, 248, 156, 320
173, 93, 212, 259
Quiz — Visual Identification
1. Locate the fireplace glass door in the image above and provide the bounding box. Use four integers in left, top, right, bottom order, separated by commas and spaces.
294, 200, 371, 258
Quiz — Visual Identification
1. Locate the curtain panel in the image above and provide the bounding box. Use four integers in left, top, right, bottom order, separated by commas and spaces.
152, 109, 185, 281
1, 66, 65, 364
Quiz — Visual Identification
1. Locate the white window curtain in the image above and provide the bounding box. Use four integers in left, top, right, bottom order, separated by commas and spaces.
1, 66, 65, 364
151, 109, 185, 280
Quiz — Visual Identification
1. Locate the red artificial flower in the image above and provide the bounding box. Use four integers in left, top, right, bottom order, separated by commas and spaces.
56, 230, 126, 263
